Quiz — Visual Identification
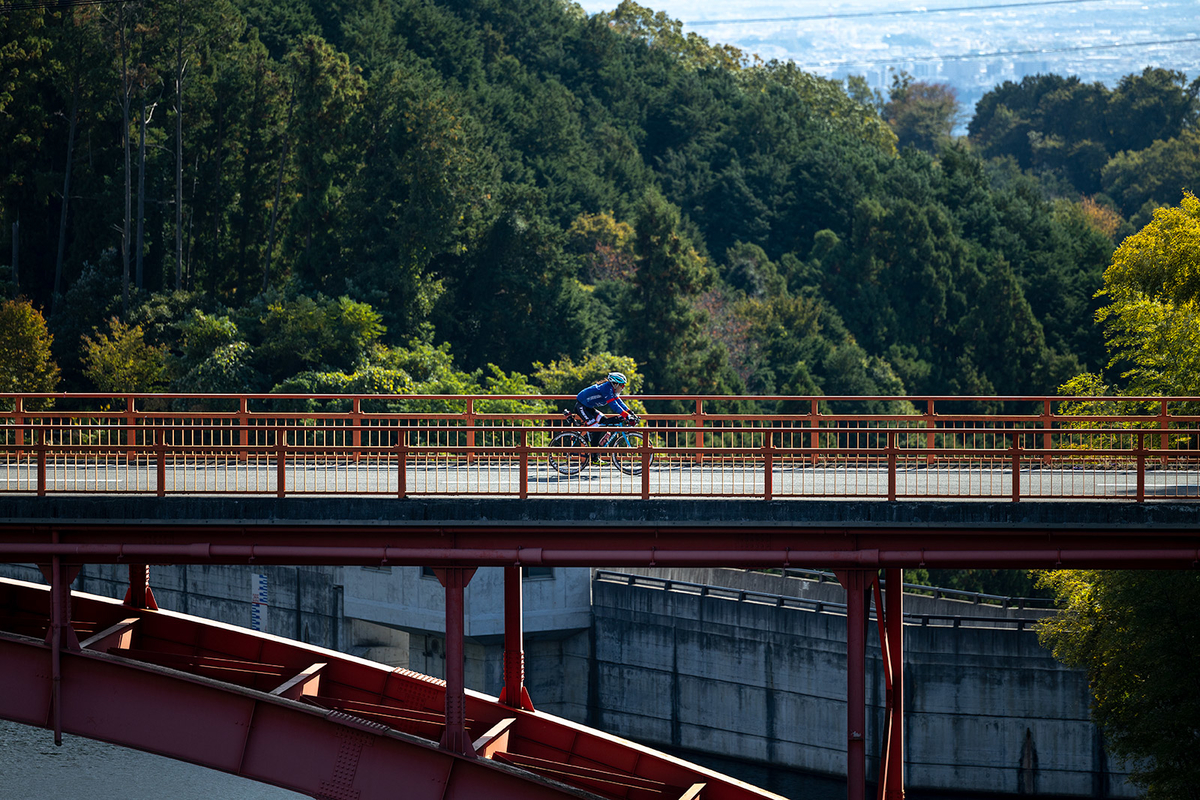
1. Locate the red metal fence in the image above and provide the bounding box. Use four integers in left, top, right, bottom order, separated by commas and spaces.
3, 393, 1199, 501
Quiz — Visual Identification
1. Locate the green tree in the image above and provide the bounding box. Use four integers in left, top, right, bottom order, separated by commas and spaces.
343, 60, 484, 333
1101, 129, 1200, 221
882, 72, 960, 152
285, 34, 366, 289
622, 189, 736, 397
253, 293, 384, 386
0, 298, 60, 397
531, 352, 642, 396
567, 211, 637, 283
599, 0, 750, 72
1093, 192, 1200, 395
171, 309, 259, 392
81, 317, 168, 392
970, 74, 1109, 169
741, 61, 897, 156
1106, 67, 1199, 154
1037, 569, 1200, 797
434, 188, 596, 373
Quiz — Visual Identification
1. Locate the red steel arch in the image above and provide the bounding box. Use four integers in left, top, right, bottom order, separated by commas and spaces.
0, 577, 783, 800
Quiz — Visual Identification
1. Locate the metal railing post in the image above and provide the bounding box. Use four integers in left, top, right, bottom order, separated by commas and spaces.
276, 425, 286, 498
887, 430, 897, 502
125, 395, 137, 461
1137, 432, 1146, 503
14, 395, 24, 460
397, 428, 409, 499
925, 398, 935, 466
36, 424, 46, 496
518, 428, 529, 499
762, 429, 774, 501
809, 398, 820, 466
156, 427, 167, 497
693, 398, 705, 465
1011, 433, 1021, 502
351, 397, 362, 463
1159, 400, 1170, 469
641, 429, 651, 500
1041, 399, 1053, 466
239, 396, 249, 463
465, 398, 476, 465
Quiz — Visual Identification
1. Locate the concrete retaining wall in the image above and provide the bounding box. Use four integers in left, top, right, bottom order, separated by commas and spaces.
591, 575, 1132, 797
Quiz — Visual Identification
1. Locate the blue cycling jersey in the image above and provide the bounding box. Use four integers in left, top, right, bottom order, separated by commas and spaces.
576, 381, 632, 417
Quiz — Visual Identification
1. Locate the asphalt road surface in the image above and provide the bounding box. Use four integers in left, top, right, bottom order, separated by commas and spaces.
2, 457, 1197, 500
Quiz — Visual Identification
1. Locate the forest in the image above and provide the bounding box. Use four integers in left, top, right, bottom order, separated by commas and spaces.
1, 0, 1198, 405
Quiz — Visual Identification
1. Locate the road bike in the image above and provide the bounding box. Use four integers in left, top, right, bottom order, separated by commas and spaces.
548, 411, 652, 476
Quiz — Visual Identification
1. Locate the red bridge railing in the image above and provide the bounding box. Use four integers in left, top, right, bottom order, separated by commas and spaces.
2, 393, 1198, 501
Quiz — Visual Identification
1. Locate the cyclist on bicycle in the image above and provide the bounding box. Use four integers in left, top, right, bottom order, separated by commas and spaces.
575, 372, 638, 450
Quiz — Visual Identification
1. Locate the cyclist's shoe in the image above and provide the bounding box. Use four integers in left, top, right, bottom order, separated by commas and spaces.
590, 456, 605, 466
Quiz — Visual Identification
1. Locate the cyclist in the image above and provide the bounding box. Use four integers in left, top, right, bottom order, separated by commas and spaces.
575, 373, 639, 455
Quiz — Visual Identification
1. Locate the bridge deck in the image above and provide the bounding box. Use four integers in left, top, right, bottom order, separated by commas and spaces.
0, 496, 1197, 569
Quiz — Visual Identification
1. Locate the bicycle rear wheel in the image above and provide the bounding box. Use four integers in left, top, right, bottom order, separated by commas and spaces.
607, 430, 650, 475
548, 431, 587, 476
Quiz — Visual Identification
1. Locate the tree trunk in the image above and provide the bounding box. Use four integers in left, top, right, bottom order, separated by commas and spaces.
53, 70, 80, 315
120, 1, 132, 314
263, 89, 294, 293
136, 92, 147, 290
174, 0, 184, 291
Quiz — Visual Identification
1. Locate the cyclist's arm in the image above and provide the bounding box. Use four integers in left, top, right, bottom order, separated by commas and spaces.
605, 395, 634, 419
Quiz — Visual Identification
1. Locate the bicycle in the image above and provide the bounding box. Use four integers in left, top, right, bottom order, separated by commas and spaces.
548, 410, 652, 476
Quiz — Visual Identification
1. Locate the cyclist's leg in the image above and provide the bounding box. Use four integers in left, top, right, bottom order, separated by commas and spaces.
576, 403, 604, 447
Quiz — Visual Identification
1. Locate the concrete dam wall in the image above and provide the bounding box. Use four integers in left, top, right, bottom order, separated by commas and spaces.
589, 572, 1131, 797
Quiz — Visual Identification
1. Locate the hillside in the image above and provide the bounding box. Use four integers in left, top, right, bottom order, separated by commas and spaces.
3, 0, 1190, 402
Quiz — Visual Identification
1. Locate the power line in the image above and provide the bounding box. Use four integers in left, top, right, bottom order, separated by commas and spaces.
796, 36, 1200, 69
684, 0, 1124, 26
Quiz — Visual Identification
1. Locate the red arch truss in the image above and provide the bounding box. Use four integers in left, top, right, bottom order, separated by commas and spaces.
0, 578, 781, 800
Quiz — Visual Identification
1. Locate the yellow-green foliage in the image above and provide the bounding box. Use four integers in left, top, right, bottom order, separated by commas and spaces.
0, 298, 59, 398
531, 352, 643, 396
1037, 569, 1200, 795
741, 63, 899, 157
599, 0, 754, 72
1096, 191, 1200, 396
82, 318, 169, 393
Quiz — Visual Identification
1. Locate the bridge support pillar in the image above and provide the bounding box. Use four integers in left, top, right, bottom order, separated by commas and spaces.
39, 556, 81, 746
499, 566, 534, 711
435, 567, 478, 757
123, 564, 159, 610
836, 569, 875, 800
877, 569, 905, 800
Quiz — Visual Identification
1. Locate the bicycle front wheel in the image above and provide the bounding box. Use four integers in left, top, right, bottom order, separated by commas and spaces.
548, 431, 587, 476
607, 430, 650, 475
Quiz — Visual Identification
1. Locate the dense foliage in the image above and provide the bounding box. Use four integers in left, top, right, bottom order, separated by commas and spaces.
970, 69, 1200, 222
0, 0, 1188, 407
1037, 570, 1200, 797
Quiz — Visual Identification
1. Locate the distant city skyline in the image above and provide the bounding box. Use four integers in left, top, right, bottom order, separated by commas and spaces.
578, 0, 1200, 119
